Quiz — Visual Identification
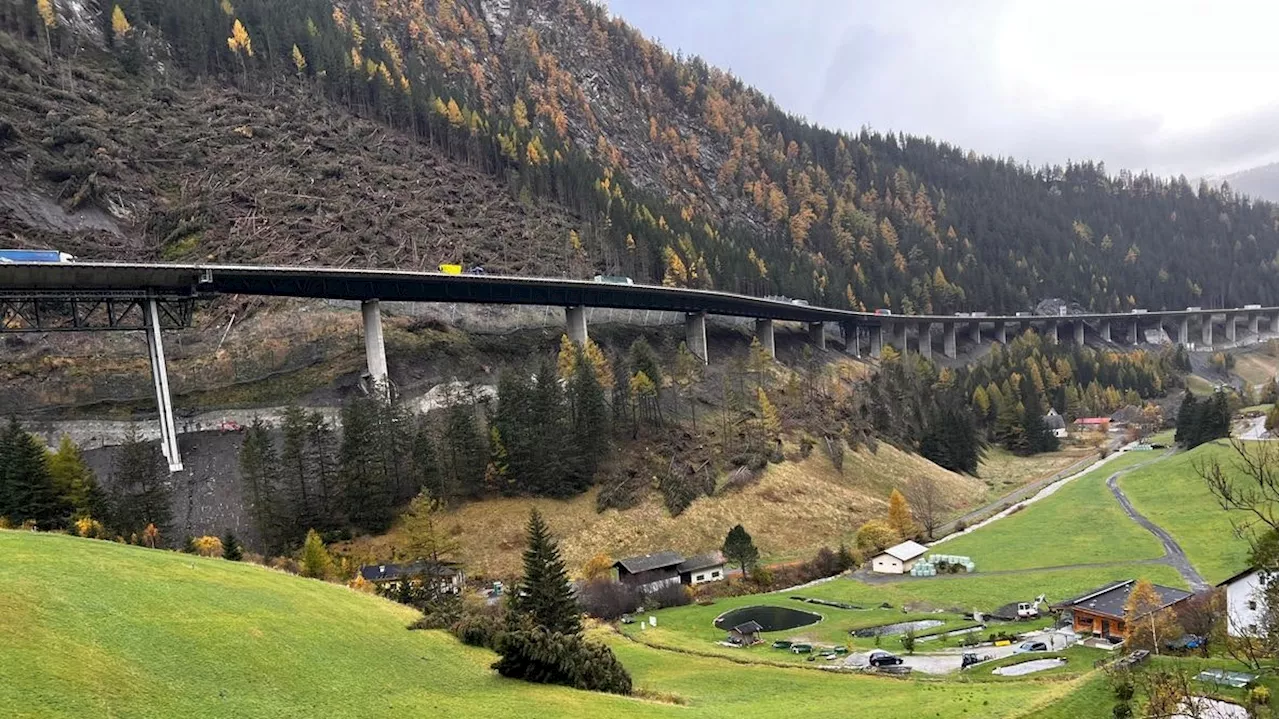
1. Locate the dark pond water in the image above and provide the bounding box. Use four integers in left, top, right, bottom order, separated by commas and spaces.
714, 605, 823, 632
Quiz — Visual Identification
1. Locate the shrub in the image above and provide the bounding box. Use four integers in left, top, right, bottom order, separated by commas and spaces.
451, 613, 505, 650
579, 578, 640, 620
493, 628, 632, 695
855, 520, 897, 554
74, 517, 105, 539
749, 565, 774, 588
900, 628, 916, 654
953, 519, 967, 533
192, 535, 223, 557
299, 529, 332, 579
644, 582, 692, 610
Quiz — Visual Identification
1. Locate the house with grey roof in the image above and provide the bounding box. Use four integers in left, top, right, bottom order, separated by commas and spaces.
614, 551, 685, 593
677, 551, 727, 586
1053, 579, 1191, 642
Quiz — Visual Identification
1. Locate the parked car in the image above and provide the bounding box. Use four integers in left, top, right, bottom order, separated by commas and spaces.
961, 652, 992, 669
790, 299, 810, 306
867, 650, 903, 667
465, 265, 487, 275
873, 308, 893, 315
217, 419, 243, 433
1013, 641, 1048, 654
592, 275, 634, 285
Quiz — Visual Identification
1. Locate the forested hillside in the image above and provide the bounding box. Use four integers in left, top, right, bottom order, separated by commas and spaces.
2, 0, 1275, 313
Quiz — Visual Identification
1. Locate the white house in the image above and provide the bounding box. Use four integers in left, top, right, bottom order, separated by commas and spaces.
1218, 568, 1274, 638
1044, 408, 1068, 439
871, 540, 929, 575
678, 552, 727, 586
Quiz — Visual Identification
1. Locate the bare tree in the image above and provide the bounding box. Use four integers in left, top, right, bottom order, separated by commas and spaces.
1174, 589, 1222, 657
906, 475, 943, 540
1193, 439, 1277, 538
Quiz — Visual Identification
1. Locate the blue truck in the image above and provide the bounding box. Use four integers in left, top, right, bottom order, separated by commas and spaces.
0, 249, 76, 263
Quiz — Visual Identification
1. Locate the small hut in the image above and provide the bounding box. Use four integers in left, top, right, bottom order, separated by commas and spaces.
729, 620, 763, 645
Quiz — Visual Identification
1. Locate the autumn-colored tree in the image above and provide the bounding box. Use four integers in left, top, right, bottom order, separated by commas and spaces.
855, 519, 897, 554
398, 491, 459, 565
580, 552, 613, 581
887, 489, 915, 540
1123, 579, 1183, 653
141, 522, 159, 549
110, 5, 131, 44
300, 528, 333, 579
757, 387, 780, 440
192, 535, 224, 557
226, 18, 253, 57
291, 44, 307, 74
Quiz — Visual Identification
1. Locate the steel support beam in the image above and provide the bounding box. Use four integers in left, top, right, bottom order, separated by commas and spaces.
754, 318, 775, 359
145, 299, 182, 472
685, 311, 708, 364
808, 322, 827, 351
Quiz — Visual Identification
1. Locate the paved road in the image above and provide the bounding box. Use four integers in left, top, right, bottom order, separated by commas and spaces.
1106, 459, 1209, 591
1238, 415, 1271, 440
843, 630, 1068, 675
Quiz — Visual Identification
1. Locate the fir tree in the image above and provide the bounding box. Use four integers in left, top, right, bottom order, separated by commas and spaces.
721, 524, 759, 571
240, 417, 285, 552
0, 418, 63, 527
300, 528, 332, 579
279, 405, 314, 540
110, 425, 169, 538
568, 345, 610, 480
510, 509, 581, 636
47, 435, 105, 521
222, 531, 244, 561
1174, 390, 1200, 448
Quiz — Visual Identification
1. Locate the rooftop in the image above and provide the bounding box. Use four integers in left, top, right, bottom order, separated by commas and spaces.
359, 561, 461, 583
733, 621, 764, 634
1056, 580, 1191, 619
614, 550, 685, 574
878, 540, 929, 562
677, 551, 726, 573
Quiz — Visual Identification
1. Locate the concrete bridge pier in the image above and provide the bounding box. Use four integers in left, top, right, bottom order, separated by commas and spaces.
1126, 319, 1139, 345
1225, 314, 1237, 344
1201, 314, 1213, 348
145, 298, 183, 472
566, 305, 589, 345
870, 324, 883, 358
970, 321, 981, 346
755, 318, 776, 359
362, 299, 389, 393
943, 323, 957, 358
1177, 317, 1189, 347
685, 311, 708, 364
808, 322, 827, 351
1099, 319, 1111, 343
1046, 320, 1059, 344
841, 322, 860, 357
1249, 313, 1260, 338
917, 322, 932, 358
994, 320, 1007, 344
889, 320, 907, 351
1074, 319, 1085, 346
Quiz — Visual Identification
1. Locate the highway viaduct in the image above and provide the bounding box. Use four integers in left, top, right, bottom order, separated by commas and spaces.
2, 261, 1276, 471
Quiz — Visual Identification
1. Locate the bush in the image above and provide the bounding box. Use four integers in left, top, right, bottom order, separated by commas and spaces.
493, 629, 632, 695
855, 520, 897, 554
579, 578, 640, 620
953, 519, 967, 533
644, 582, 692, 610
749, 565, 774, 588
450, 614, 505, 651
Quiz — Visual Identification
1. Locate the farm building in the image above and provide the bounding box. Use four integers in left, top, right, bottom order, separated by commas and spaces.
870, 540, 929, 575
677, 552, 727, 585
358, 561, 465, 594
1218, 569, 1275, 638
1074, 417, 1111, 431
1044, 409, 1068, 438
729, 620, 763, 645
614, 551, 685, 593
1054, 580, 1191, 642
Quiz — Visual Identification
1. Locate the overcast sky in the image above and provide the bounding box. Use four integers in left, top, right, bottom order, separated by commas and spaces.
607, 0, 1279, 180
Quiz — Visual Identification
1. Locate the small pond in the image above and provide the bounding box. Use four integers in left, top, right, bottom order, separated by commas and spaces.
850, 619, 944, 638
714, 605, 823, 632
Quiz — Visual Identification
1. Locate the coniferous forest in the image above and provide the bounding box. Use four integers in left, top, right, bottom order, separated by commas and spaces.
1, 0, 1276, 315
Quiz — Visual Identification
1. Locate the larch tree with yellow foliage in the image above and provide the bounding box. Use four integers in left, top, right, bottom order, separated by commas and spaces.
887, 489, 916, 540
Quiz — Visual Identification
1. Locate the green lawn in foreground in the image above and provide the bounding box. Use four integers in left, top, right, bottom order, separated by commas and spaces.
937, 450, 1165, 571
0, 531, 1062, 719
1118, 440, 1269, 584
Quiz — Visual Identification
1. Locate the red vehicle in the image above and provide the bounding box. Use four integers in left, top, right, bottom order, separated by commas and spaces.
217, 419, 243, 433
874, 308, 893, 316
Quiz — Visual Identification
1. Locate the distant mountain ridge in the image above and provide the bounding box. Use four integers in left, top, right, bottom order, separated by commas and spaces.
1208, 163, 1279, 203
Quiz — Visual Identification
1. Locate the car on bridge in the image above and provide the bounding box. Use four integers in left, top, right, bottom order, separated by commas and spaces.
592, 275, 634, 285
0, 249, 76, 263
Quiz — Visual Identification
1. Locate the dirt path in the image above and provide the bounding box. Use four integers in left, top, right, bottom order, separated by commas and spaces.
1106, 468, 1209, 591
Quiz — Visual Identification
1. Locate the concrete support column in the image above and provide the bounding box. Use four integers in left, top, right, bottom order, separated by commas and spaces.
1046, 320, 1059, 345
145, 298, 183, 472
1201, 314, 1213, 347
565, 305, 589, 345
1249, 313, 1260, 337
1226, 315, 1237, 344
841, 322, 861, 357
1099, 319, 1111, 343
808, 322, 827, 351
362, 299, 389, 394
685, 311, 708, 364
943, 323, 957, 358
754, 318, 776, 359
870, 324, 883, 358
995, 320, 1007, 344
1177, 317, 1189, 347
970, 321, 981, 346
1073, 319, 1085, 346
1127, 319, 1139, 345
890, 320, 907, 350
917, 322, 932, 358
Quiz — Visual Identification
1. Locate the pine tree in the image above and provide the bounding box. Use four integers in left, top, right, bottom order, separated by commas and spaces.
47, 435, 103, 521
1174, 390, 1199, 448
721, 524, 759, 570
1021, 383, 1059, 455
339, 396, 392, 532
568, 346, 610, 482
440, 400, 488, 500
110, 425, 169, 538
279, 405, 313, 541
222, 531, 243, 561
628, 338, 663, 392
0, 419, 63, 527
887, 489, 915, 539
399, 491, 459, 565
300, 528, 332, 579
510, 509, 581, 635
240, 417, 285, 552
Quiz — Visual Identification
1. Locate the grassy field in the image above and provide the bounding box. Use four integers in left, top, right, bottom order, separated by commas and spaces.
936, 449, 1166, 571
338, 440, 985, 577
2, 531, 1073, 719
1118, 440, 1271, 584
976, 445, 1096, 496
1232, 340, 1279, 388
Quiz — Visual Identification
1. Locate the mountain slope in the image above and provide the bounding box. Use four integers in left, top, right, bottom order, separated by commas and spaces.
0, 531, 1057, 718
1217, 162, 1279, 203
1, 0, 1275, 313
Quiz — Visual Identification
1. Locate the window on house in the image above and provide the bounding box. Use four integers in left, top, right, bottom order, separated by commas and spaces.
711, 571, 721, 578
1248, 600, 1257, 611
